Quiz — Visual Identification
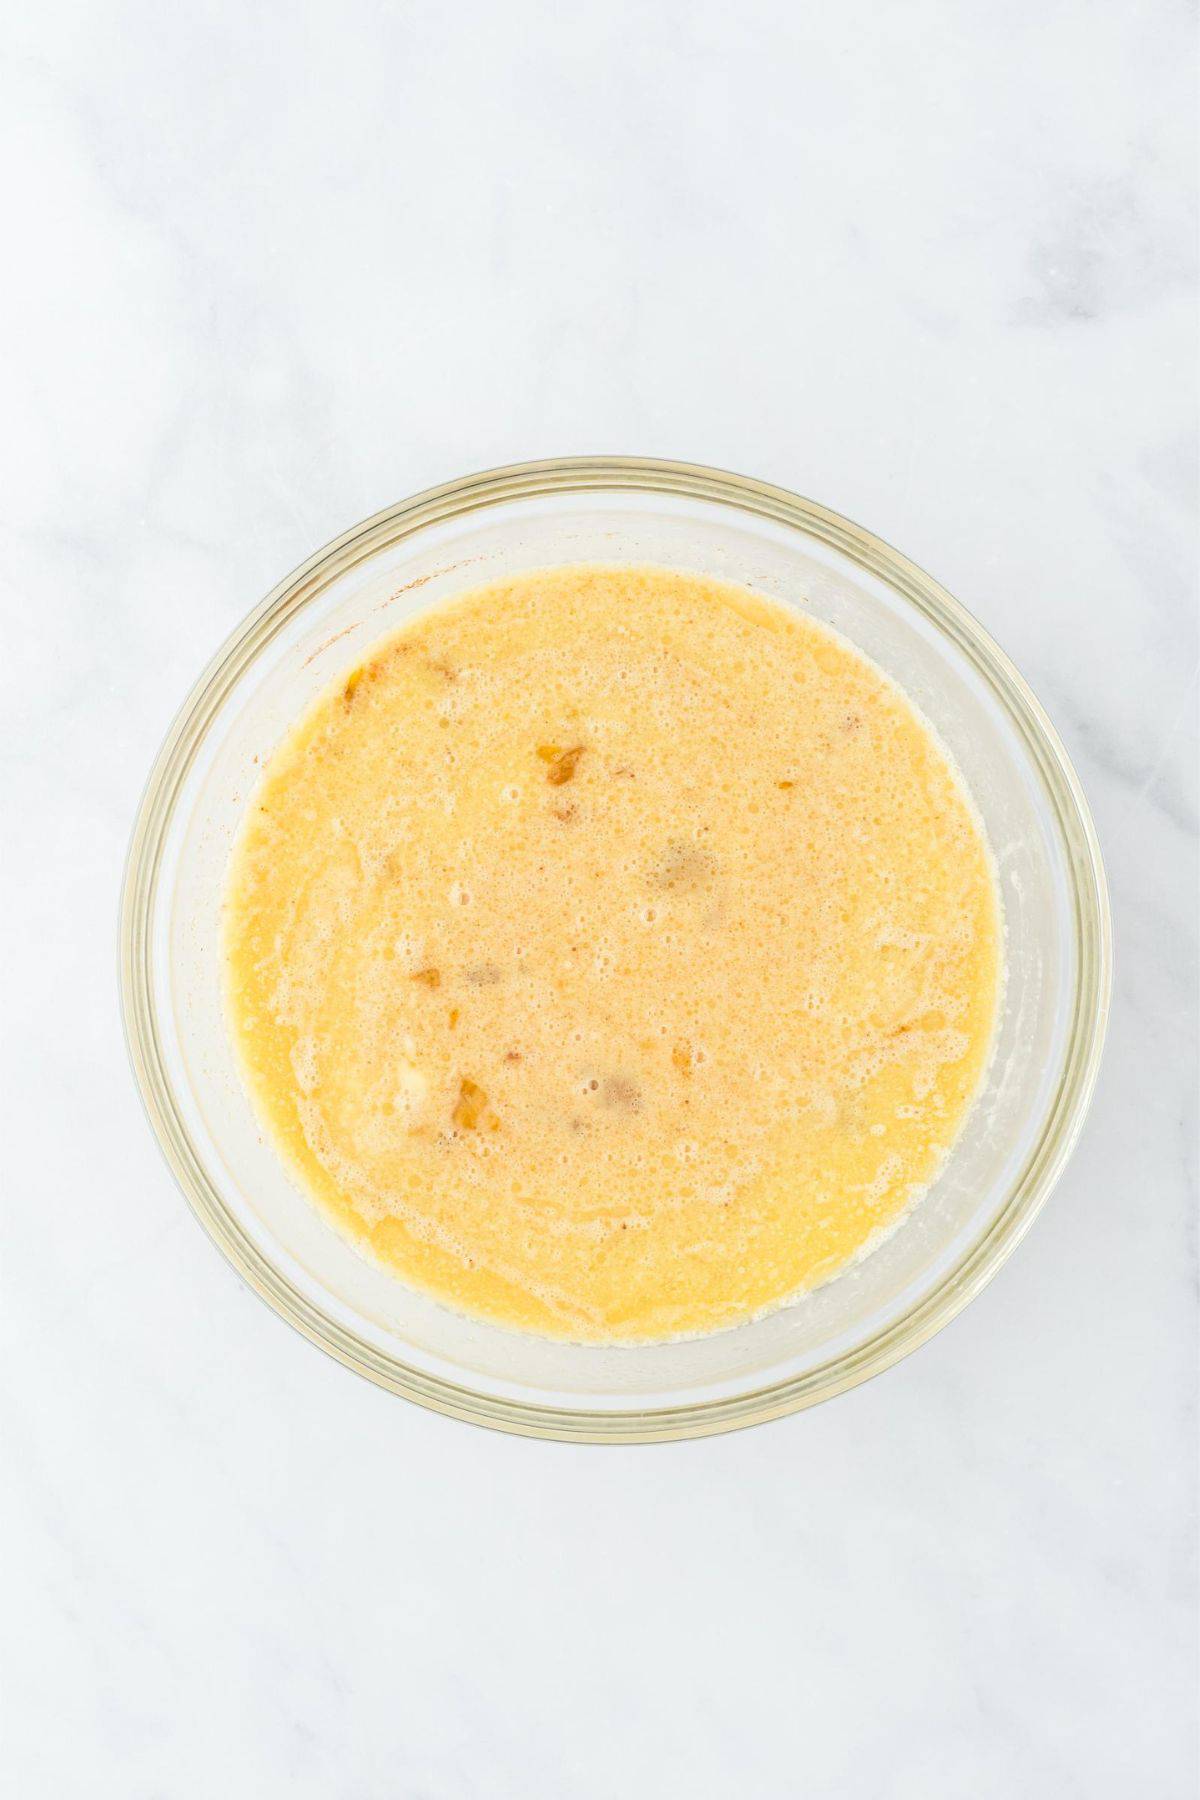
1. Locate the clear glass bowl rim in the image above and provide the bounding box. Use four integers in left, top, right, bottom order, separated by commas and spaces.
119, 455, 1112, 1442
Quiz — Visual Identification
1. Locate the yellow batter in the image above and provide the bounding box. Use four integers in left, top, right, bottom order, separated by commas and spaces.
225, 565, 1000, 1342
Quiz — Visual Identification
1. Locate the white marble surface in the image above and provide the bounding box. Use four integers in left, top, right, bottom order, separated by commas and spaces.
3, 1, 1196, 1794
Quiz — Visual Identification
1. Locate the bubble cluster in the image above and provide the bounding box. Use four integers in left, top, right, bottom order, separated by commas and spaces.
225, 564, 1001, 1342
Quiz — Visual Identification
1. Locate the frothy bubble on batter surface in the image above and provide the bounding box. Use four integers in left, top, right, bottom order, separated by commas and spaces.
224, 564, 1001, 1342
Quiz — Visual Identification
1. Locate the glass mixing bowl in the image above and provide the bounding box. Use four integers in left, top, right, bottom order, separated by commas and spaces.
120, 458, 1111, 1440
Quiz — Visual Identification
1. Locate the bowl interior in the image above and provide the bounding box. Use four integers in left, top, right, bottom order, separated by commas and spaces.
145, 473, 1093, 1427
